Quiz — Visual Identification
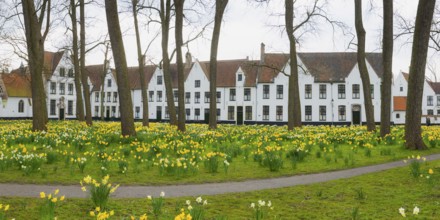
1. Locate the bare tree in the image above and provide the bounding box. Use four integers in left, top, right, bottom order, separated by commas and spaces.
174, 0, 186, 131
354, 0, 375, 131
100, 42, 110, 120
105, 0, 136, 136
404, 0, 436, 150
380, 0, 393, 137
21, 0, 51, 131
80, 0, 92, 126
209, 0, 229, 130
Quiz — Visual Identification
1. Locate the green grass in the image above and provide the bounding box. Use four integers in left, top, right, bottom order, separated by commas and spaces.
2, 158, 440, 219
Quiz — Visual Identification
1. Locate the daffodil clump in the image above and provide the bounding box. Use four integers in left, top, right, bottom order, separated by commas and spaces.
174, 209, 192, 220
81, 175, 119, 210
404, 155, 427, 178
0, 203, 10, 220
89, 207, 115, 220
147, 191, 165, 219
398, 206, 420, 218
262, 146, 284, 172
39, 189, 65, 220
250, 200, 274, 220
186, 196, 208, 220
204, 152, 226, 173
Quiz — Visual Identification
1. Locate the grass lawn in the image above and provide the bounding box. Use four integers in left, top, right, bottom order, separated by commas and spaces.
1, 157, 439, 219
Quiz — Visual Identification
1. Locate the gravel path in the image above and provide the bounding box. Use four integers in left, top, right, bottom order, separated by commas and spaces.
1, 154, 439, 198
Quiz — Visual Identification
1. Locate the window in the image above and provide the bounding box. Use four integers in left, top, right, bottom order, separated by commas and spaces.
276, 85, 283, 99
157, 75, 163, 85
59, 68, 65, 77
228, 106, 235, 120
102, 93, 105, 102
216, 92, 221, 103
173, 90, 178, 102
107, 79, 112, 87
353, 84, 360, 99
263, 85, 270, 99
68, 69, 74, 77
185, 92, 190, 104
195, 92, 200, 103
50, 82, 56, 94
165, 107, 169, 119
68, 100, 73, 115
276, 106, 283, 121
427, 96, 433, 106
59, 83, 65, 95
113, 92, 117, 102
229, 89, 236, 101
244, 88, 251, 101
437, 96, 440, 106
319, 106, 326, 121
400, 87, 403, 92
245, 106, 252, 120
195, 80, 200, 88
263, 106, 269, 120
95, 92, 99, 102
195, 108, 200, 120
338, 105, 346, 121
186, 108, 190, 118
370, 84, 374, 99
68, 83, 73, 95
107, 92, 111, 102
238, 74, 243, 81
149, 91, 154, 102
319, 84, 326, 99
305, 84, 312, 99
204, 92, 210, 103
305, 106, 312, 121
396, 113, 400, 119
50, 100, 56, 115
157, 91, 162, 102
111, 106, 116, 117
338, 84, 345, 99
94, 106, 99, 117
217, 109, 221, 119
437, 109, 440, 115
428, 110, 434, 115
18, 100, 24, 113
0, 86, 3, 96
135, 107, 140, 118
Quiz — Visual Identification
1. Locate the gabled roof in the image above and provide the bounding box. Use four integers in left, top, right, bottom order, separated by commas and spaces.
166, 63, 193, 88
43, 51, 65, 77
199, 59, 247, 87
393, 96, 407, 111
1, 72, 32, 98
298, 52, 383, 82
84, 64, 107, 92
428, 81, 440, 94
241, 61, 259, 87
127, 65, 156, 90
258, 53, 289, 83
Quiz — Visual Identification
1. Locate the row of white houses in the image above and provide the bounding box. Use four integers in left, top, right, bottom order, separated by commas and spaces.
1, 44, 440, 125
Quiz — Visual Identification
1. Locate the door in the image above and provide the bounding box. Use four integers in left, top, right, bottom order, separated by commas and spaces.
59, 108, 65, 120
352, 105, 361, 125
106, 107, 110, 120
156, 106, 162, 121
204, 109, 209, 124
237, 106, 243, 125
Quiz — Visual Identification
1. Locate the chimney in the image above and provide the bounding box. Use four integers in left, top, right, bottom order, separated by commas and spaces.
19, 62, 25, 75
260, 43, 265, 65
185, 51, 192, 69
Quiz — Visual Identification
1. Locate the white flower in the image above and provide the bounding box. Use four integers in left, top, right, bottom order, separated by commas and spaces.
187, 205, 193, 210
224, 160, 230, 166
196, 196, 202, 203
258, 200, 265, 207
267, 201, 272, 207
413, 206, 420, 215
250, 203, 255, 209
203, 200, 208, 205
399, 207, 406, 217
160, 191, 165, 197
186, 200, 191, 205
147, 195, 152, 200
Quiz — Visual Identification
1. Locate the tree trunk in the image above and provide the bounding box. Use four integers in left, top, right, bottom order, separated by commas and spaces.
80, 0, 92, 126
380, 0, 393, 137
70, 0, 85, 122
354, 0, 375, 131
105, 0, 136, 136
404, 0, 435, 150
285, 0, 302, 130
174, 0, 186, 132
100, 44, 110, 121
160, 0, 177, 126
21, 0, 49, 131
209, 0, 229, 130
132, 0, 149, 127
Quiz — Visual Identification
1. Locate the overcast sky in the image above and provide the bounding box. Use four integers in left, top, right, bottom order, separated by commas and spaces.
2, 0, 438, 79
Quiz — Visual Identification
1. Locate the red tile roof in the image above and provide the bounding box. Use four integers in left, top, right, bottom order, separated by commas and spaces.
393, 96, 407, 111
1, 72, 32, 98
199, 59, 247, 87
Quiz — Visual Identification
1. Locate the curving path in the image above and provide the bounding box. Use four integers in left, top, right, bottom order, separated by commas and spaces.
1, 153, 440, 198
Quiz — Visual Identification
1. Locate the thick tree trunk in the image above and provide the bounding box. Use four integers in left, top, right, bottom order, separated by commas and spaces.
132, 0, 149, 127
354, 0, 375, 131
21, 0, 49, 131
80, 0, 92, 126
160, 0, 177, 126
380, 0, 393, 137
105, 0, 136, 136
70, 0, 85, 121
285, 0, 302, 130
174, 0, 186, 132
209, 0, 229, 130
404, 0, 435, 150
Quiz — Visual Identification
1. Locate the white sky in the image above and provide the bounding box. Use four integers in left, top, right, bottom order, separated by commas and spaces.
2, 0, 439, 79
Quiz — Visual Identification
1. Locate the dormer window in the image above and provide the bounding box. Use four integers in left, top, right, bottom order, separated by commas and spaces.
157, 75, 163, 85
68, 69, 74, 77
107, 79, 112, 87
238, 74, 243, 81
59, 68, 65, 77
400, 87, 403, 92
195, 80, 201, 88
